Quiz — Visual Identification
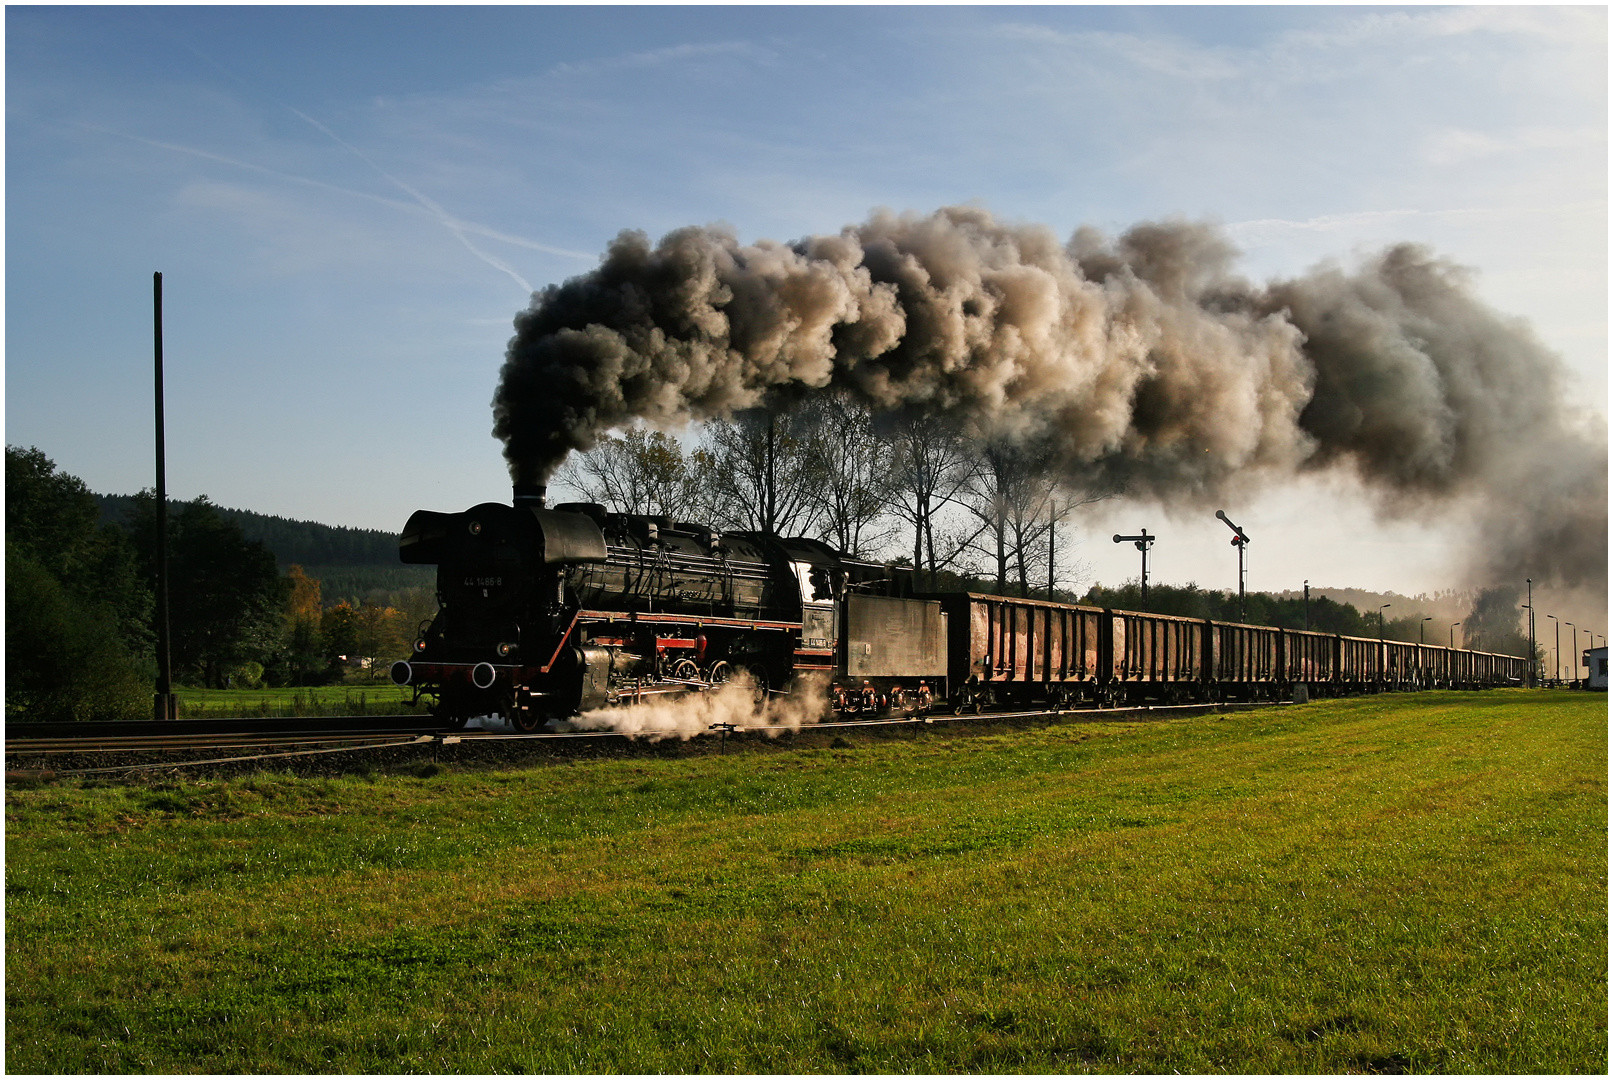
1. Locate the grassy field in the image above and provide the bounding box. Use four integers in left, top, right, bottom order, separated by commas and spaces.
166, 682, 425, 718
5, 690, 1605, 1072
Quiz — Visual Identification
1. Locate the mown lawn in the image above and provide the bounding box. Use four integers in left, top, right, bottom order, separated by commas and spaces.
5, 690, 1605, 1073
167, 682, 424, 718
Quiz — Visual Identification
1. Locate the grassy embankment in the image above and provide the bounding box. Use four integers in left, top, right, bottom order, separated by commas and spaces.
6, 690, 1605, 1072
164, 683, 425, 719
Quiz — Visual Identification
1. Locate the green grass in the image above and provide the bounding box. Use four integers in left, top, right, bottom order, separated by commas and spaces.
167, 682, 425, 718
6, 691, 1605, 1072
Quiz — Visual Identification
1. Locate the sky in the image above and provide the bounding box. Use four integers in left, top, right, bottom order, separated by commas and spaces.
6, 5, 1606, 603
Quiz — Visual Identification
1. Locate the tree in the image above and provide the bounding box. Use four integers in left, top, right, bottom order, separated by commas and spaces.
1463, 587, 1530, 656
805, 391, 896, 558
695, 406, 827, 537
129, 493, 284, 688
276, 565, 327, 685
555, 427, 704, 520
962, 442, 1061, 597
7, 547, 151, 720
5, 446, 151, 720
883, 415, 978, 589
6, 445, 151, 652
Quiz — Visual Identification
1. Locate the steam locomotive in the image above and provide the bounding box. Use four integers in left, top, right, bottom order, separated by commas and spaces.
389, 487, 1528, 730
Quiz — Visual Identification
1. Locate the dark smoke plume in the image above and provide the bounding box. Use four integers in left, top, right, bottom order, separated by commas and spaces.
493, 206, 1606, 592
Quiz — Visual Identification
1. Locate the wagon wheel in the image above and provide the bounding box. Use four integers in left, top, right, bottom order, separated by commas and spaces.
669, 657, 700, 682
706, 660, 733, 686
889, 687, 910, 715
510, 706, 544, 734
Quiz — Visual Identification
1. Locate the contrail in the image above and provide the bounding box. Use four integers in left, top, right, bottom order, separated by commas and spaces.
289, 108, 535, 293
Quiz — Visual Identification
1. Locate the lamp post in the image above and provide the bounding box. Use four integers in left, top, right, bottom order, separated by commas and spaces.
1450, 621, 1460, 649
1215, 510, 1250, 623
1112, 530, 1155, 605
1304, 580, 1310, 631
1378, 604, 1391, 640
1566, 623, 1576, 685
1525, 578, 1535, 688
1420, 616, 1432, 644
1546, 615, 1559, 685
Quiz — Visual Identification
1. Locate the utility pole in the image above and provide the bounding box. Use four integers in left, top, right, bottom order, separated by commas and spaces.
1215, 511, 1250, 622
153, 272, 176, 721
1303, 580, 1310, 631
1112, 530, 1155, 605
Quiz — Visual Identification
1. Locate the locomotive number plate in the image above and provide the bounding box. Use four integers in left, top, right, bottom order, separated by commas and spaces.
464, 576, 504, 587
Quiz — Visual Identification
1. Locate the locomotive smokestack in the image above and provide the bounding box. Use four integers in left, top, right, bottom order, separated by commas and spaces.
513, 482, 546, 508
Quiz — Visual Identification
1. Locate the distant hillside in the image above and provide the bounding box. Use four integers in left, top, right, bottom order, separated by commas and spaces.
95, 494, 401, 568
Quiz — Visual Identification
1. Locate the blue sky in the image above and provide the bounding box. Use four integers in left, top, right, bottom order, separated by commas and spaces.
6, 5, 1605, 598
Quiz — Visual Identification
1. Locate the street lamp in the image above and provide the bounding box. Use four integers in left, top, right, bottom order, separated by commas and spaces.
1450, 621, 1461, 649
1215, 510, 1251, 622
1420, 616, 1432, 644
1378, 604, 1391, 640
1566, 623, 1577, 685
1546, 615, 1559, 685
1525, 578, 1535, 687
1304, 579, 1310, 631
1112, 530, 1155, 605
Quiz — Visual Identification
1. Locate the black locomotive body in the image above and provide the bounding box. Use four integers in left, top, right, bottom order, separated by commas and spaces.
390, 493, 948, 728
392, 492, 1528, 728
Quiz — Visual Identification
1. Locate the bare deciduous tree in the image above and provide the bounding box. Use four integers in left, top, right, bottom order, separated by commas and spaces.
554, 428, 703, 520
695, 407, 826, 537
884, 416, 980, 590
803, 391, 896, 558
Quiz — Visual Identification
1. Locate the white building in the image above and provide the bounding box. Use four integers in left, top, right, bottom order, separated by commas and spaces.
1584, 646, 1608, 691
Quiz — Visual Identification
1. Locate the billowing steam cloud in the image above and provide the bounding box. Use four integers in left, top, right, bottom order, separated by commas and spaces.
493, 207, 1606, 592
570, 674, 829, 741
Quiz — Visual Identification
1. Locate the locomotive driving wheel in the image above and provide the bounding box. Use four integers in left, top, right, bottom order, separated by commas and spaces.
669, 657, 700, 682
745, 663, 770, 704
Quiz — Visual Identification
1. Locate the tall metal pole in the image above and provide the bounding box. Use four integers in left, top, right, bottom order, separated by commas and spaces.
1546, 615, 1559, 684
1567, 623, 1576, 685
1526, 578, 1535, 688
153, 272, 175, 721
1420, 616, 1431, 645
1451, 622, 1460, 649
765, 411, 776, 537
1112, 530, 1154, 605
1303, 580, 1310, 631
1215, 511, 1250, 623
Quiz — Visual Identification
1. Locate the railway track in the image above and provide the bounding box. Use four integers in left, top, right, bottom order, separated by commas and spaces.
5, 699, 1279, 779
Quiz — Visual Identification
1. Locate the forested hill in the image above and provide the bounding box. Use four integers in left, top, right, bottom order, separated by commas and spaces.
95, 494, 399, 568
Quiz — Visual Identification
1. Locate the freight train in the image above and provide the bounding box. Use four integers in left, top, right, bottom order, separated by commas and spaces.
389, 490, 1528, 730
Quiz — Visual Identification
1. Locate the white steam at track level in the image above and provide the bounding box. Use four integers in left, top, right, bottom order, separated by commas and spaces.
570, 674, 829, 742
493, 206, 1606, 595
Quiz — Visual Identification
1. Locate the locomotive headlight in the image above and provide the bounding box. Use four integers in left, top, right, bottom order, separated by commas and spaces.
414, 638, 427, 653
468, 520, 482, 535
497, 642, 517, 657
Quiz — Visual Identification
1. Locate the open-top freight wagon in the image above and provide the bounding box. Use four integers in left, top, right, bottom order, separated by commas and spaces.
390, 490, 1529, 727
